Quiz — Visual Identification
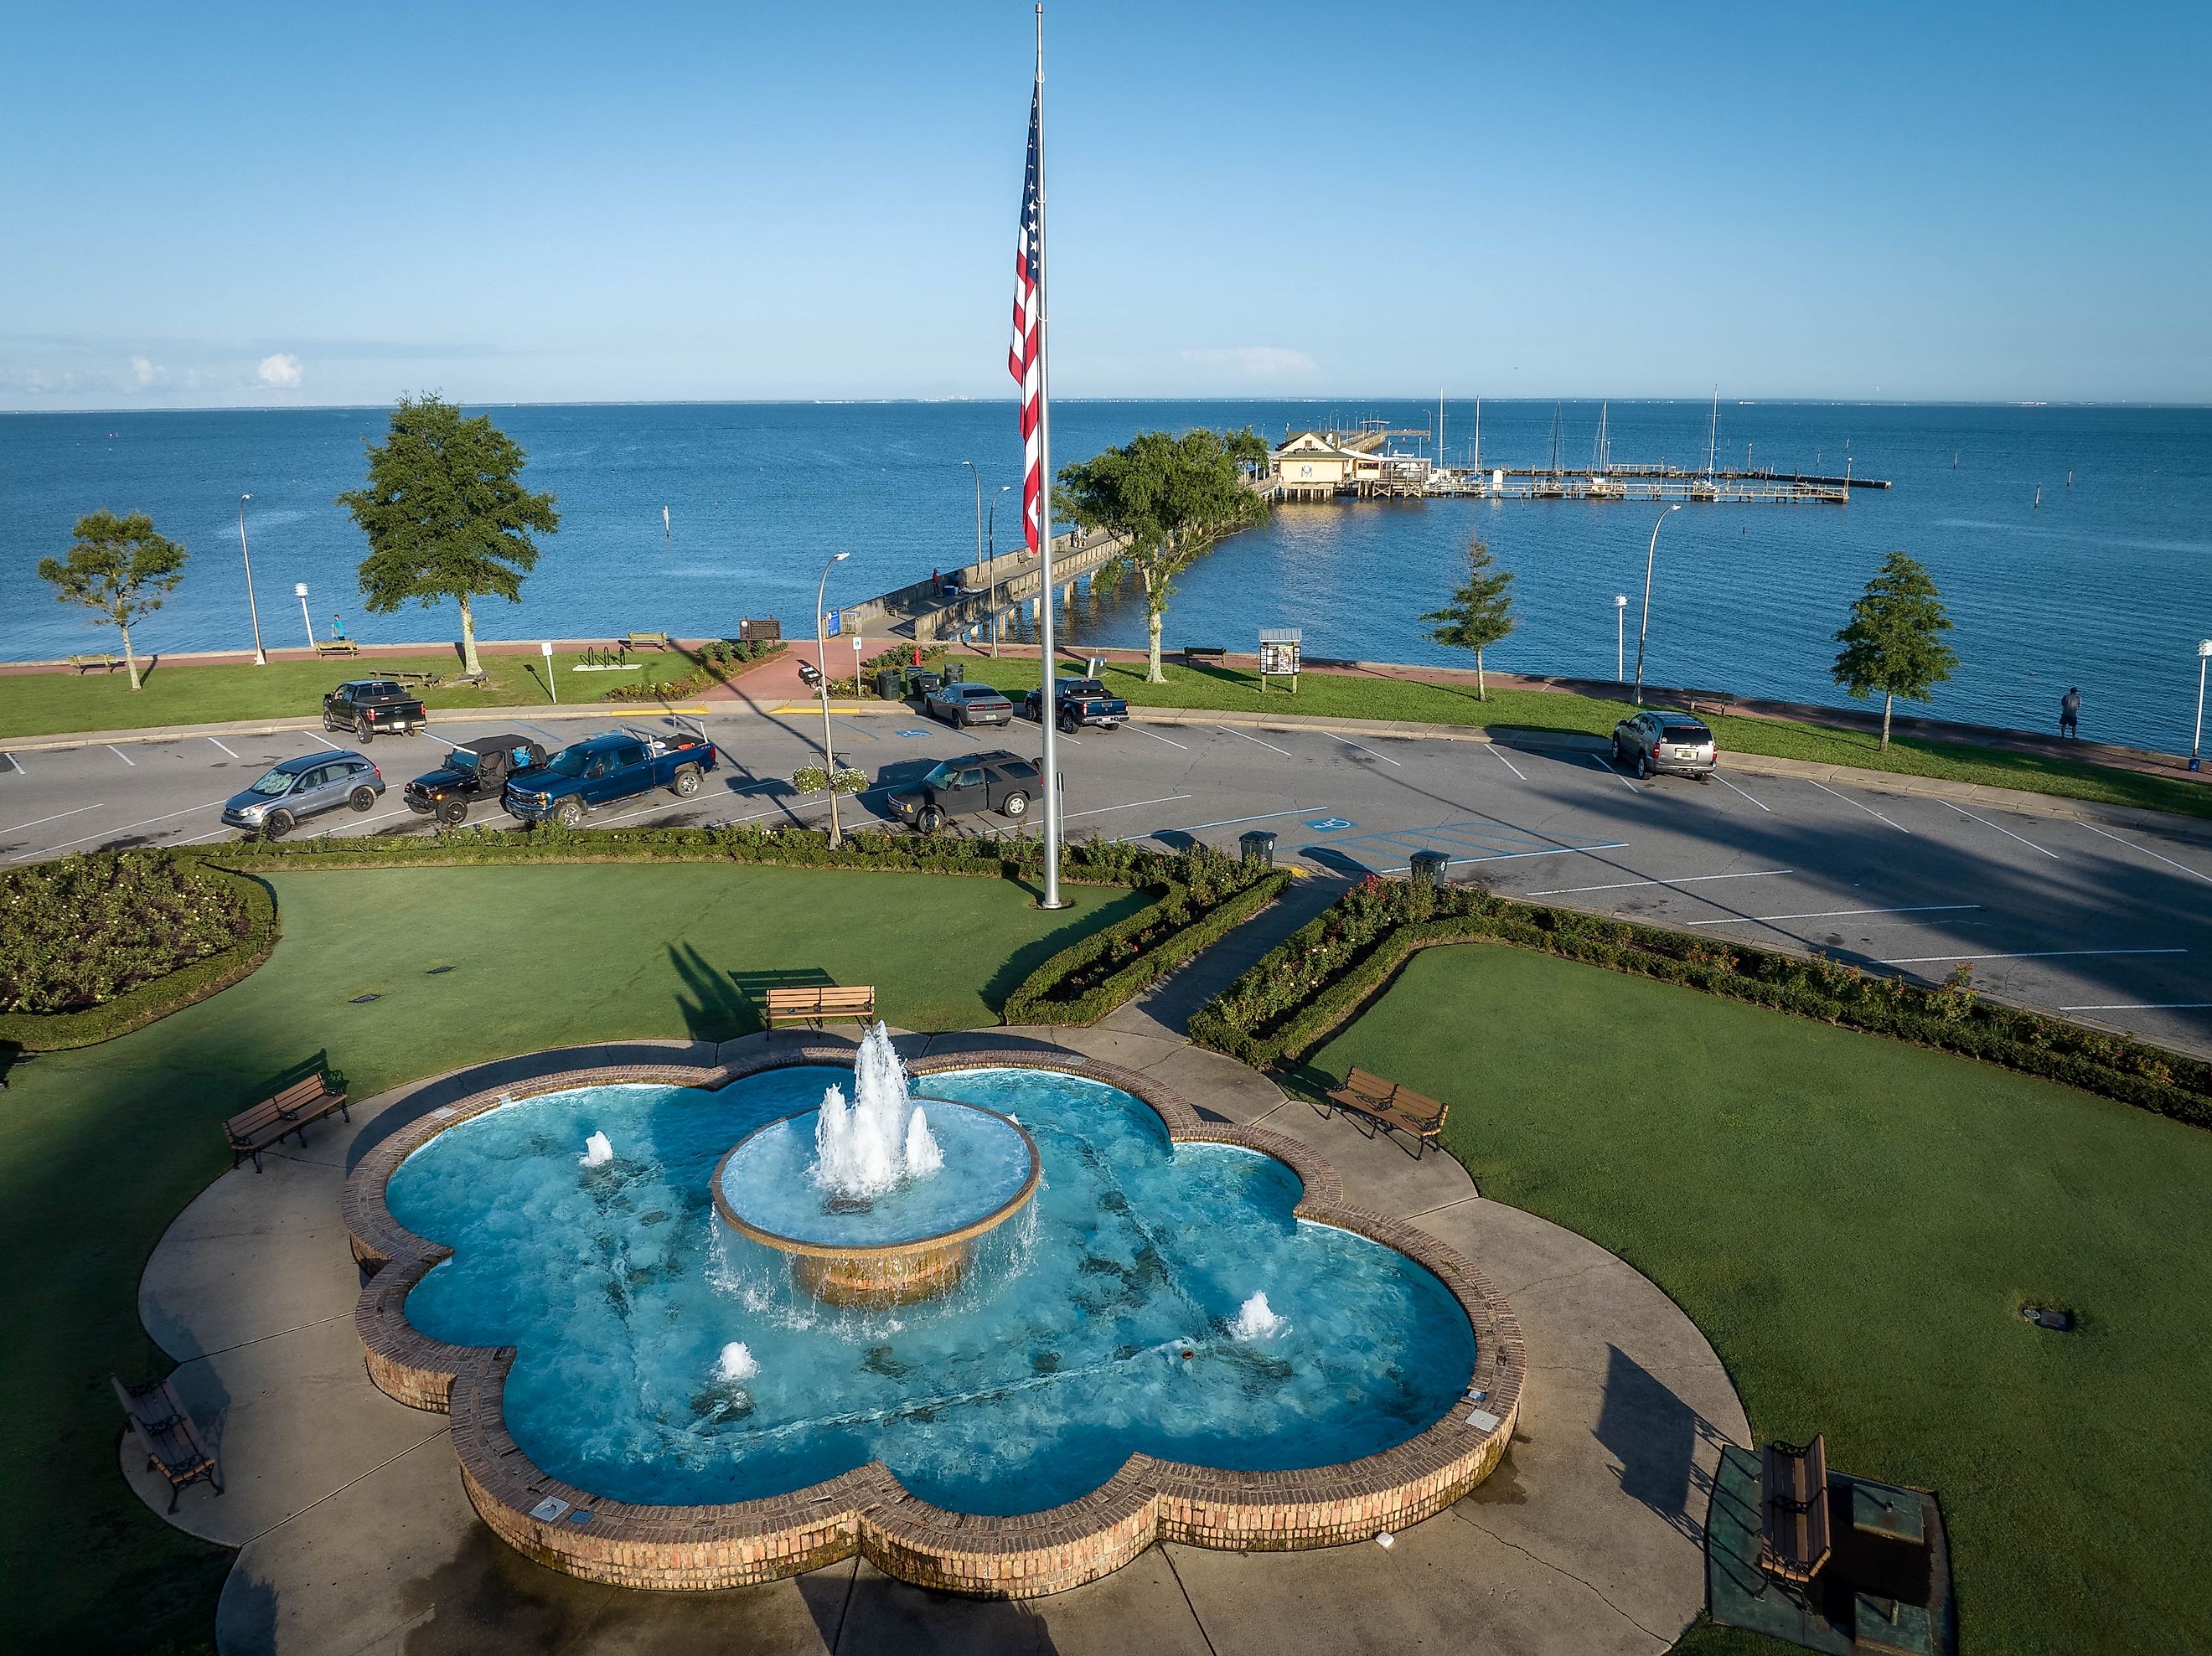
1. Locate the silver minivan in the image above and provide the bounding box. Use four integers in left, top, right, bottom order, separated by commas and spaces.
220, 751, 385, 837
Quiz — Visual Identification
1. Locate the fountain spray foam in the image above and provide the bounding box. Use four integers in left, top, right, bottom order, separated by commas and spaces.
814, 1023, 943, 1199
579, 1131, 613, 1168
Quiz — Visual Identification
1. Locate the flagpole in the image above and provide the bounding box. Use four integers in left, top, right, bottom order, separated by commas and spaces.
1032, 3, 1066, 910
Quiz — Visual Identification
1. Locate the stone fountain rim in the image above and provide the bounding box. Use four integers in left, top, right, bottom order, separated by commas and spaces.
708, 1095, 1042, 1259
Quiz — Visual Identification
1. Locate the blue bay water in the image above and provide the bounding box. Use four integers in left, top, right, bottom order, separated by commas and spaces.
3, 400, 2206, 750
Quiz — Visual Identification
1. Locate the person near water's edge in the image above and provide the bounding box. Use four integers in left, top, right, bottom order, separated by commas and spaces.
2060, 687, 2080, 738
332, 613, 346, 642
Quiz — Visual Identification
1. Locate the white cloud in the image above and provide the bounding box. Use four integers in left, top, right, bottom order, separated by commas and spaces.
131, 354, 165, 386
256, 352, 302, 389
1180, 346, 1318, 379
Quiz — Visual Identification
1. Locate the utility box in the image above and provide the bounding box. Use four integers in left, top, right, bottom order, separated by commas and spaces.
1239, 830, 1278, 867
1409, 849, 1450, 887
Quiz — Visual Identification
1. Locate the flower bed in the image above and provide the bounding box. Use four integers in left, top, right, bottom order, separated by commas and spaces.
1188, 875, 2212, 1130
600, 637, 785, 702
0, 855, 276, 1050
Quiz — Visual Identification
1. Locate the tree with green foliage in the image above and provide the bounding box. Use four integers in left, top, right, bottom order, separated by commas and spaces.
337, 394, 559, 676
36, 511, 188, 691
1420, 534, 1517, 700
1832, 550, 1958, 748
1054, 426, 1269, 683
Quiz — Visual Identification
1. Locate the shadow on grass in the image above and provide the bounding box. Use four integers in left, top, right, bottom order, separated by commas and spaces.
979, 885, 1154, 1011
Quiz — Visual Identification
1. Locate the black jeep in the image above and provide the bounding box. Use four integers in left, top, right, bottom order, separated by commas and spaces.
402, 735, 550, 826
886, 751, 1047, 833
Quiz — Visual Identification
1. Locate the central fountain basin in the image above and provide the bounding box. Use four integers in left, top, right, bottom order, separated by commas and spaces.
711, 1099, 1040, 1305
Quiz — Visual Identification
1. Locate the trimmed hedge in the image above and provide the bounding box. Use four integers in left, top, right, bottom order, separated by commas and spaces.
1189, 875, 2212, 1131
0, 864, 279, 1050
1005, 868, 1291, 1026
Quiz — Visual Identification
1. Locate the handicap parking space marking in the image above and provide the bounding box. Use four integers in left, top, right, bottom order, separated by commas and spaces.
1305, 817, 1357, 832
896, 729, 933, 738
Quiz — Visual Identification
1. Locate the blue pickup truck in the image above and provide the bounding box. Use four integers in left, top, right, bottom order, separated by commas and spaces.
502, 729, 719, 827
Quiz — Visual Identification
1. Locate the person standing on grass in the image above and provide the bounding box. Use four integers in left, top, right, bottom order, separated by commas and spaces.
2060, 686, 2080, 739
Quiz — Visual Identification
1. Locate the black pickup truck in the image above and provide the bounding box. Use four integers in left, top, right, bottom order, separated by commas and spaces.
1022, 677, 1128, 733
322, 679, 427, 742
503, 729, 719, 828
402, 734, 550, 826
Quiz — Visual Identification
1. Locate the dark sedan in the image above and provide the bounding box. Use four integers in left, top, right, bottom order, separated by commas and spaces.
923, 681, 1015, 728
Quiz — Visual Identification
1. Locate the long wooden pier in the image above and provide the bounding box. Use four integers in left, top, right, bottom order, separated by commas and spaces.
848, 526, 1129, 643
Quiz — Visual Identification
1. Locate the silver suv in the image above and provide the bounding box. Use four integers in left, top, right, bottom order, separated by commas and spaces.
1612, 713, 1717, 780
221, 751, 385, 837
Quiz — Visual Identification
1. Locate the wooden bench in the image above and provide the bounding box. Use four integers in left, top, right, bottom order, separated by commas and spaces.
623, 630, 671, 651
224, 1073, 350, 1172
1326, 1066, 1449, 1159
65, 653, 122, 673
387, 668, 445, 687
762, 985, 877, 1029
111, 1374, 220, 1511
313, 638, 360, 658
1685, 691, 1737, 717
1182, 645, 1229, 667
1759, 1434, 1832, 1585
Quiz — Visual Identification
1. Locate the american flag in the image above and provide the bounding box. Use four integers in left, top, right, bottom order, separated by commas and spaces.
1008, 79, 1044, 555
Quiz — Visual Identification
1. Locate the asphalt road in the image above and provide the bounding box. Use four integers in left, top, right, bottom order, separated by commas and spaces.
6, 705, 2208, 1055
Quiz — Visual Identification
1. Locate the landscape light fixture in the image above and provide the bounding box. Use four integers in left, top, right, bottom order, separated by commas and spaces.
816, 552, 852, 844
1633, 506, 1683, 707
986, 484, 1011, 653
1614, 594, 1628, 683
295, 582, 313, 647
238, 493, 267, 664
2194, 639, 2212, 771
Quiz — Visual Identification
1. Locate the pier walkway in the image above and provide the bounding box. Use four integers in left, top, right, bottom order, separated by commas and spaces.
847, 526, 1130, 644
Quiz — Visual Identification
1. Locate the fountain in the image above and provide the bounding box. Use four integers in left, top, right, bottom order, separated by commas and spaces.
711, 1025, 1040, 1306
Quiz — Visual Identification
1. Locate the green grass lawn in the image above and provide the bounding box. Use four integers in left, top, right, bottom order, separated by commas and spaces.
0, 863, 1139, 1651
1087, 658, 2212, 821
0, 644, 755, 740
1301, 944, 2212, 1656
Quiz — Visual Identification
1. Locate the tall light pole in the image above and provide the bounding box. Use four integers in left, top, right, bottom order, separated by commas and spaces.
1614, 593, 1628, 683
237, 493, 267, 665
295, 582, 314, 647
959, 461, 984, 580
815, 551, 851, 844
2194, 639, 2212, 772
985, 483, 1011, 655
1633, 505, 1682, 707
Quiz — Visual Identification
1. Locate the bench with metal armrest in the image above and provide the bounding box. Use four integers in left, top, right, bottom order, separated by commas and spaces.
1326, 1066, 1450, 1158
111, 1373, 220, 1510
223, 1073, 350, 1171
1759, 1434, 1833, 1585
761, 985, 878, 1029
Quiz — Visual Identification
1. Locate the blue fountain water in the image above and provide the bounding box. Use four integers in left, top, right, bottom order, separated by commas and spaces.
385, 1066, 1477, 1514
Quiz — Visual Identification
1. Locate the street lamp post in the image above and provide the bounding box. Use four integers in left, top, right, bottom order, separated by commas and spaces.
1614, 594, 1628, 683
1633, 505, 1682, 707
959, 461, 983, 644
2194, 639, 2212, 772
237, 493, 267, 665
985, 483, 1011, 655
816, 551, 851, 844
295, 582, 314, 647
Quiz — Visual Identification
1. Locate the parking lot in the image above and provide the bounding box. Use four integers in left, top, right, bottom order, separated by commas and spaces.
6, 703, 2208, 1055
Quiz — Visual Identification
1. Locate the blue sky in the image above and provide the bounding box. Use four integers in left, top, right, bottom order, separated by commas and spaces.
3, 1, 2206, 409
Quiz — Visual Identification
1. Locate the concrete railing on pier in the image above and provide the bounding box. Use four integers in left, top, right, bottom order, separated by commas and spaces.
847, 529, 1129, 643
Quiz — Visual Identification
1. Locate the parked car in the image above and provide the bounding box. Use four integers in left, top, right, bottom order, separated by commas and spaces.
322, 679, 427, 742
221, 751, 384, 838
886, 751, 1047, 832
402, 734, 550, 826
923, 681, 1015, 728
1612, 712, 1718, 780
502, 729, 719, 827
1021, 677, 1128, 732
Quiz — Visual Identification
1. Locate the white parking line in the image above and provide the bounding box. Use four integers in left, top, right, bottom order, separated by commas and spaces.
1527, 869, 1795, 897
1949, 804, 2058, 860
1, 802, 106, 836
2, 753, 22, 774
2060, 1002, 2212, 1012
2075, 821, 2212, 885
107, 745, 136, 766
1485, 745, 1527, 781
308, 731, 344, 751
1879, 947, 2186, 965
1133, 725, 1190, 750
1690, 904, 1981, 927
207, 737, 240, 758
1587, 755, 1640, 792
1336, 738, 1402, 768
10, 798, 229, 860
1806, 777, 1910, 833
1713, 774, 1770, 812
1066, 794, 1193, 821
1218, 725, 1292, 757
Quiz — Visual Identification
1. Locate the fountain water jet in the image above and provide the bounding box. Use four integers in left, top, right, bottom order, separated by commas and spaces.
812, 1025, 942, 1200
714, 1341, 759, 1383
579, 1132, 613, 1168
1230, 1291, 1286, 1340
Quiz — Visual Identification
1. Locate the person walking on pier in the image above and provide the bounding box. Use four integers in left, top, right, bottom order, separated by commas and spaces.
2060, 686, 2081, 739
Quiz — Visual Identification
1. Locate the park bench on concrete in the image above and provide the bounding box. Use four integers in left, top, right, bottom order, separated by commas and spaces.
1326, 1066, 1449, 1159
224, 1073, 350, 1171
1182, 644, 1228, 668
65, 653, 122, 673
623, 631, 671, 651
762, 985, 877, 1029
314, 638, 360, 658
111, 1373, 220, 1511
1759, 1434, 1833, 1585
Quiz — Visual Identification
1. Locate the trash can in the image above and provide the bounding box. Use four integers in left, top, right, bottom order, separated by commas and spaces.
1409, 849, 1449, 888
943, 660, 964, 684
907, 670, 943, 699
1238, 830, 1277, 867
876, 668, 905, 702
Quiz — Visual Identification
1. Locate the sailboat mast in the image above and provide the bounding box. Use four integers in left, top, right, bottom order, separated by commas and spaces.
1707, 390, 1718, 476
